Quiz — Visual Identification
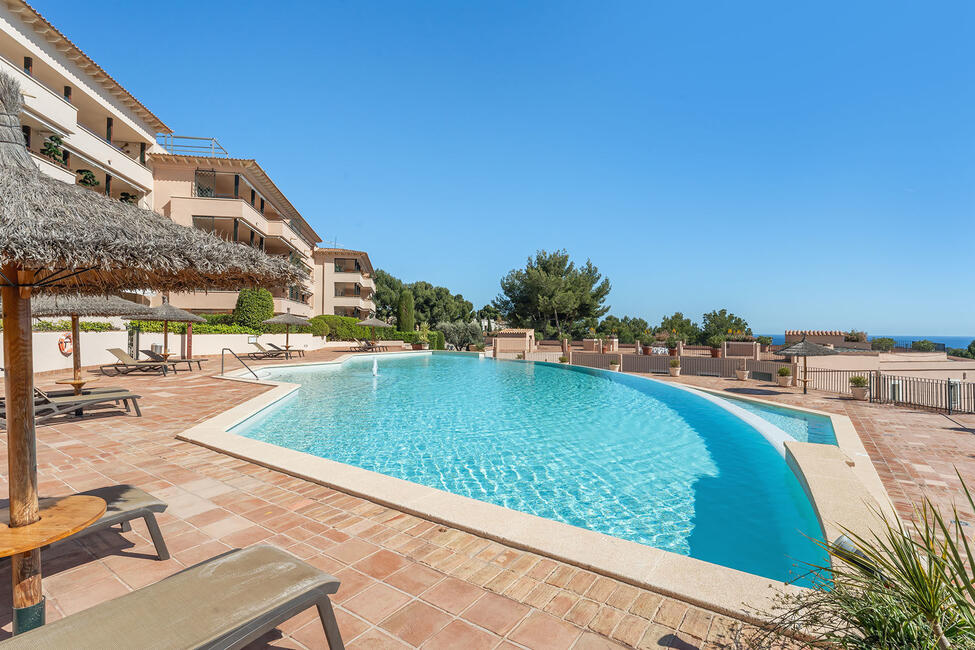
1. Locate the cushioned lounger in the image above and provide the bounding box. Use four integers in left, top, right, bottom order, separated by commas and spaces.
0, 545, 344, 649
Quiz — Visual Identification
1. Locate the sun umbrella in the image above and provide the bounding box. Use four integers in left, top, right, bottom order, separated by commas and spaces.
0, 72, 304, 632
776, 335, 839, 394
135, 296, 205, 358
356, 316, 392, 343
262, 309, 310, 350
25, 294, 153, 390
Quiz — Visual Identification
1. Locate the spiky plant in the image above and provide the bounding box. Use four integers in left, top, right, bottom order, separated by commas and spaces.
755, 473, 975, 649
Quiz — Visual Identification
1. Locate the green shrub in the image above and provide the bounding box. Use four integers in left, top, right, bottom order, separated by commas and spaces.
912, 339, 936, 352
756, 335, 773, 346
558, 355, 568, 363
31, 319, 117, 332
430, 330, 445, 350
777, 366, 792, 377
397, 291, 415, 333
706, 334, 726, 349
845, 329, 867, 343
849, 375, 869, 388
233, 288, 274, 329
669, 358, 680, 368
871, 337, 896, 352
307, 316, 331, 338
202, 313, 235, 325
196, 324, 262, 335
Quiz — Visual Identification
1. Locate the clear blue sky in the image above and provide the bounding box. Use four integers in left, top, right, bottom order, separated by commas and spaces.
41, 1, 974, 334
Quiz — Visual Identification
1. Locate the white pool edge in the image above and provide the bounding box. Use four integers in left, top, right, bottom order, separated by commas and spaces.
181, 351, 893, 622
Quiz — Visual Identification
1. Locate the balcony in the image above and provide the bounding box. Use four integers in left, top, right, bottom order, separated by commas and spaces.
0, 53, 78, 134
272, 297, 312, 318
266, 220, 312, 255
332, 294, 374, 312
168, 196, 271, 233
29, 151, 76, 184
68, 123, 152, 190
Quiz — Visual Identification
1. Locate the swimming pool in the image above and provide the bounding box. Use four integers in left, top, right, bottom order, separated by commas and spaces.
719, 394, 836, 445
233, 353, 828, 583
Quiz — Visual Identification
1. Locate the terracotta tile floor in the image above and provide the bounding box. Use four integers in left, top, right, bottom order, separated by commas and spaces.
5, 349, 961, 648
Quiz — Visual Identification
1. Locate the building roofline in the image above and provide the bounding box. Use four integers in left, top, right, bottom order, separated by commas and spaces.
6, 0, 171, 133
148, 153, 321, 244
314, 248, 374, 275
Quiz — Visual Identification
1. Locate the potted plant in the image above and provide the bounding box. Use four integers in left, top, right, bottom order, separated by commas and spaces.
40, 134, 65, 165
76, 169, 99, 188
558, 355, 568, 364
735, 361, 749, 381
776, 366, 793, 387
849, 374, 869, 400
417, 323, 431, 350
668, 358, 681, 377
756, 335, 773, 352
707, 334, 725, 358
606, 331, 619, 352
609, 357, 621, 371
665, 332, 681, 357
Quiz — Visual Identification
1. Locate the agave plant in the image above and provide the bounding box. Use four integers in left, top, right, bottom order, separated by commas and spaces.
755, 472, 975, 649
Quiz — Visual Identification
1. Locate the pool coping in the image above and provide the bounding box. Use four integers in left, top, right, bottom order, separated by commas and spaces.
178, 351, 894, 625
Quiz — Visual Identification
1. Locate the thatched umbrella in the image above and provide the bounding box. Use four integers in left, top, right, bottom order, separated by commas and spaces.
776, 335, 839, 394
356, 316, 392, 343
262, 308, 310, 349
135, 297, 205, 358
29, 294, 152, 392
0, 72, 304, 631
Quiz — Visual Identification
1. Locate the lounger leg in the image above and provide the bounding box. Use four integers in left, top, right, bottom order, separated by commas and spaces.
316, 598, 345, 650
120, 520, 132, 532
143, 513, 170, 560
131, 398, 142, 418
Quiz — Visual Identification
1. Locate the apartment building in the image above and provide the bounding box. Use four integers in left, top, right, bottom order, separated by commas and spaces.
0, 0, 166, 209
150, 141, 321, 317
312, 248, 376, 318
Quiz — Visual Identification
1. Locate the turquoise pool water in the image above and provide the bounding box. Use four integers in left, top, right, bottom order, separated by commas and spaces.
234, 353, 827, 583
719, 395, 837, 445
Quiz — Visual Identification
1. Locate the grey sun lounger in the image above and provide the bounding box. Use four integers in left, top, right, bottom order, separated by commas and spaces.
0, 545, 344, 649
44, 485, 171, 560
141, 349, 207, 371
101, 348, 180, 376
267, 342, 304, 358
247, 342, 289, 360
0, 389, 142, 427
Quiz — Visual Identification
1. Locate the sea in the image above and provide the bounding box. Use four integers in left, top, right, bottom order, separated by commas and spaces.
761, 334, 975, 349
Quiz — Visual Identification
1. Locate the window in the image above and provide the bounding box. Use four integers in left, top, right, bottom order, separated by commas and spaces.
139, 142, 146, 165
105, 117, 113, 143
23, 57, 32, 76
104, 174, 112, 196
63, 86, 72, 103
194, 169, 216, 197
250, 189, 255, 206
21, 125, 30, 149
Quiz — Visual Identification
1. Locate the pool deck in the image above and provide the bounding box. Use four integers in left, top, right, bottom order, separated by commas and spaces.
0, 348, 970, 648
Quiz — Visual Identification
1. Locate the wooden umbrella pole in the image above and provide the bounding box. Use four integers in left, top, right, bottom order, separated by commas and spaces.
163, 320, 168, 355
285, 325, 290, 349
186, 322, 192, 360
71, 315, 82, 388
1, 265, 44, 632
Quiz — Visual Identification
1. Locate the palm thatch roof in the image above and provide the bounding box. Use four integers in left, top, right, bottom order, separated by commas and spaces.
136, 301, 205, 324
357, 317, 392, 328
776, 337, 839, 357
0, 73, 305, 295
26, 294, 154, 318
263, 312, 311, 327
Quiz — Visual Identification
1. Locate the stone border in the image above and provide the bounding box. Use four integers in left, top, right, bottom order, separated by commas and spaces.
178, 352, 892, 624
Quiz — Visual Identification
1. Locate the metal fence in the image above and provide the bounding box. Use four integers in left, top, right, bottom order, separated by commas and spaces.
621, 354, 672, 374
746, 360, 792, 382
797, 368, 975, 414
571, 352, 618, 370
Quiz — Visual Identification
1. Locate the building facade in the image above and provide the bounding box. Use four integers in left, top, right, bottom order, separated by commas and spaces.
311, 248, 376, 318
0, 0, 166, 209
149, 147, 321, 317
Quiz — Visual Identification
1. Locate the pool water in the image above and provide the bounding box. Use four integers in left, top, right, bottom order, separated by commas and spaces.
719, 395, 837, 445
234, 353, 828, 583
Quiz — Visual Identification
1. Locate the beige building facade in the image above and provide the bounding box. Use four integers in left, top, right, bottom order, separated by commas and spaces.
149, 151, 321, 317
0, 0, 167, 209
311, 248, 376, 318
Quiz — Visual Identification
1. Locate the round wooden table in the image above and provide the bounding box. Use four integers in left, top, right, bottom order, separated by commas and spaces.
54, 377, 96, 396
0, 495, 106, 558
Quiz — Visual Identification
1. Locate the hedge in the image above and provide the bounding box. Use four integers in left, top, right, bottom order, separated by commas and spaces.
233, 288, 274, 329
26, 320, 117, 332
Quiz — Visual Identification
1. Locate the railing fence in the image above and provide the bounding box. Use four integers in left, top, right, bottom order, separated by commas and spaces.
798, 368, 975, 414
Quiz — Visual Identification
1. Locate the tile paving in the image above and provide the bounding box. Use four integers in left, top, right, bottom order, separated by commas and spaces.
2, 348, 966, 648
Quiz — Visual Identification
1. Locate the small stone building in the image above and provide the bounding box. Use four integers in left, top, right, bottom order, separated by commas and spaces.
493, 329, 536, 356
784, 330, 850, 347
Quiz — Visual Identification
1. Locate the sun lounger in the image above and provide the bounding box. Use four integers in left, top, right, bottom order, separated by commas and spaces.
247, 342, 290, 360
354, 339, 382, 352
141, 349, 207, 371
268, 342, 304, 357
0, 389, 142, 427
0, 545, 344, 649
43, 485, 170, 560
100, 348, 179, 376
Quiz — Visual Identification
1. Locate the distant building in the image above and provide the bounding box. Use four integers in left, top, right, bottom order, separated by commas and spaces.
311, 248, 376, 318
784, 330, 850, 347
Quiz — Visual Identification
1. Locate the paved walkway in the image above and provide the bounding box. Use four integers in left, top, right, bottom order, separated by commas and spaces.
0, 349, 789, 649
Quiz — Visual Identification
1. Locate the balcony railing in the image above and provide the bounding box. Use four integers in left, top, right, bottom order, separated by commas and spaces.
158, 135, 229, 157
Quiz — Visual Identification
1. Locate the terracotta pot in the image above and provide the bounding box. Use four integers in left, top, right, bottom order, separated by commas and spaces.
643, 347, 652, 356
711, 348, 722, 358
735, 369, 749, 381
668, 348, 677, 357
851, 386, 869, 401
776, 374, 792, 387
668, 367, 681, 377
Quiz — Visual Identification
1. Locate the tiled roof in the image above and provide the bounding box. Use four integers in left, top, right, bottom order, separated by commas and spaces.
785, 330, 844, 336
